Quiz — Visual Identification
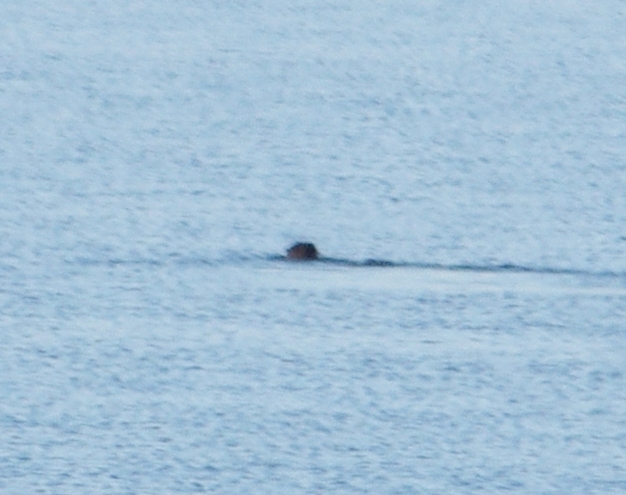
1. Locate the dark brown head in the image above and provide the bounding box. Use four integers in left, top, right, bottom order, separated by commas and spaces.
286, 242, 319, 260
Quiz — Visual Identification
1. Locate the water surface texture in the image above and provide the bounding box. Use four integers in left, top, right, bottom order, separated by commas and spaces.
2, 1, 626, 494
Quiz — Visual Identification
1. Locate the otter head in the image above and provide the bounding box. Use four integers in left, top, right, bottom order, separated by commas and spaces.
286, 242, 319, 261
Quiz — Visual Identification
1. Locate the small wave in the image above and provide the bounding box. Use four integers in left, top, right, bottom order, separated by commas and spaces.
70, 253, 626, 279
72, 257, 165, 267
72, 252, 265, 268
278, 255, 626, 279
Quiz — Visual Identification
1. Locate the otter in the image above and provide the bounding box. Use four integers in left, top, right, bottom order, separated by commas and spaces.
286, 242, 319, 260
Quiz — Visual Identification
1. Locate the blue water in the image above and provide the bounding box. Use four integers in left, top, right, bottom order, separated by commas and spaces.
2, 1, 626, 493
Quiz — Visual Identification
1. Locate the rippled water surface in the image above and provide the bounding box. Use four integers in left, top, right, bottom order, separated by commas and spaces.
2, 1, 626, 493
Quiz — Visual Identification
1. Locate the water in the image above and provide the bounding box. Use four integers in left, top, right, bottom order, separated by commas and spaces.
2, 0, 626, 493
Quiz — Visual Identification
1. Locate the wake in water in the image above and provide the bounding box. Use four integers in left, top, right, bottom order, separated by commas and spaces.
277, 242, 626, 279
69, 244, 625, 280
278, 254, 595, 275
